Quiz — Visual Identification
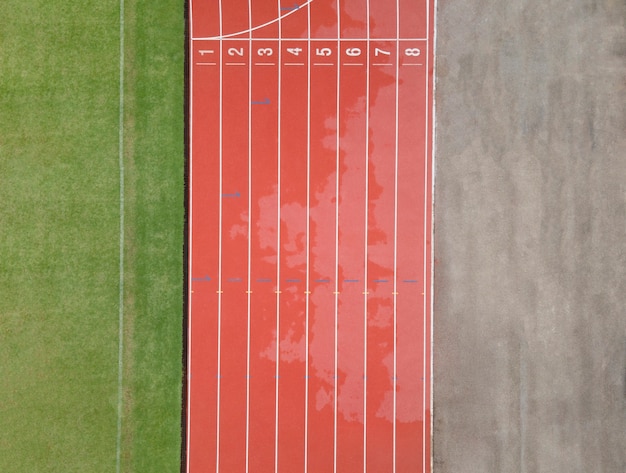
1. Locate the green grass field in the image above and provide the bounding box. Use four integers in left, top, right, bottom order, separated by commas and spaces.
0, 1, 185, 471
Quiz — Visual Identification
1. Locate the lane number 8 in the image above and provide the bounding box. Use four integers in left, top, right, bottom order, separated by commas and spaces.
405, 48, 421, 56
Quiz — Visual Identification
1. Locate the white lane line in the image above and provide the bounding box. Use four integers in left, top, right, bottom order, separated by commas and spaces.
334, 3, 341, 473
246, 2, 253, 471
275, 2, 283, 471
363, 0, 370, 471
216, 2, 224, 472
195, 0, 315, 40
185, 2, 193, 473
393, 2, 400, 472
115, 0, 125, 472
430, 4, 438, 472
304, 2, 311, 471
186, 2, 195, 471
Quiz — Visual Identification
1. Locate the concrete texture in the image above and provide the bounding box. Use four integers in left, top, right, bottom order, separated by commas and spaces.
433, 1, 626, 472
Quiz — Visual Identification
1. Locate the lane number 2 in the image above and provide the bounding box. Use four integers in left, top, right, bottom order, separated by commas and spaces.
228, 47, 244, 56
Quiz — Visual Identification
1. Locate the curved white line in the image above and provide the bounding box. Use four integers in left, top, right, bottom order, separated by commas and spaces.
194, 0, 314, 40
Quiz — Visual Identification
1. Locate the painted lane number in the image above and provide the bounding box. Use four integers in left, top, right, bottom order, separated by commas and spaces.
228, 47, 244, 56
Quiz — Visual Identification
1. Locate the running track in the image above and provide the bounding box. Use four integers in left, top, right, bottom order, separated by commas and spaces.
187, 1, 434, 471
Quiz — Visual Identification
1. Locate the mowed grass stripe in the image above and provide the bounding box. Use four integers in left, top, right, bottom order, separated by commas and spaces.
123, 0, 185, 471
0, 0, 184, 472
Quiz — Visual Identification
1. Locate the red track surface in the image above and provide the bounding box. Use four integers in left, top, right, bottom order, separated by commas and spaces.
187, 1, 433, 471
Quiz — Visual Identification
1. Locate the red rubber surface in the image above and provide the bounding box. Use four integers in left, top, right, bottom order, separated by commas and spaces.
188, 1, 433, 471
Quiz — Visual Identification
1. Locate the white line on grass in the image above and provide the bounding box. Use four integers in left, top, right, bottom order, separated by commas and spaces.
115, 0, 126, 472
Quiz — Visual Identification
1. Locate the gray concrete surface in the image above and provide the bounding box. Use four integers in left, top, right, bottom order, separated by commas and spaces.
433, 1, 626, 471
